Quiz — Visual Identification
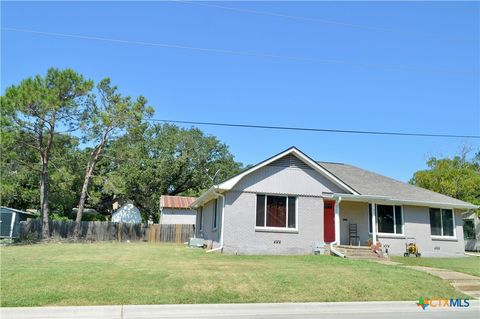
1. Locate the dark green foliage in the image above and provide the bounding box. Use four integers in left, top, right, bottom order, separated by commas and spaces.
97, 124, 243, 221
1, 68, 243, 222
410, 148, 480, 212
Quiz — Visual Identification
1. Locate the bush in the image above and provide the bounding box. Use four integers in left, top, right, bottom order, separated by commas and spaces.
50, 213, 71, 221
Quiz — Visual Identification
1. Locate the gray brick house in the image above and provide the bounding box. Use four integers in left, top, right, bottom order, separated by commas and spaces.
191, 147, 478, 256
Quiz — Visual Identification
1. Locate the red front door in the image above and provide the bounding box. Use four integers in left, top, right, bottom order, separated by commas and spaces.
324, 200, 335, 243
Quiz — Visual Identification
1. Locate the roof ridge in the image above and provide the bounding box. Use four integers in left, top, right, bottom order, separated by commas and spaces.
316, 160, 345, 165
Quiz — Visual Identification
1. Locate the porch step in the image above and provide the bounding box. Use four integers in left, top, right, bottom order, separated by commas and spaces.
333, 245, 386, 260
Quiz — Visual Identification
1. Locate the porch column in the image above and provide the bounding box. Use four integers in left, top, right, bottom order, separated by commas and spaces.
371, 202, 377, 244
334, 199, 341, 244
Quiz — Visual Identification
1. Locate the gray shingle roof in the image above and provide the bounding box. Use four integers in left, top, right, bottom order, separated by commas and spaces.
317, 162, 475, 208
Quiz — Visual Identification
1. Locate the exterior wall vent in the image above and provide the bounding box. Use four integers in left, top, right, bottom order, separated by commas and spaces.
268, 154, 311, 170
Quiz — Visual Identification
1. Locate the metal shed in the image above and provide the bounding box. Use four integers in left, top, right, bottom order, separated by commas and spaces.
0, 207, 37, 239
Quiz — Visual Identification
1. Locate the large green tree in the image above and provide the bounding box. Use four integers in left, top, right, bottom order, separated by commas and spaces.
2, 68, 244, 227
1, 130, 87, 216
73, 79, 153, 237
2, 69, 93, 238
410, 149, 480, 210
99, 124, 243, 221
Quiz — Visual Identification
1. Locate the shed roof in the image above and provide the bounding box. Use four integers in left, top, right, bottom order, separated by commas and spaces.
160, 195, 197, 209
0, 206, 37, 216
317, 162, 475, 208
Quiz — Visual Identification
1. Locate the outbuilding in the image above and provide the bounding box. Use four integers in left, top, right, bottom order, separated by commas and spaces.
0, 206, 37, 239
160, 195, 197, 225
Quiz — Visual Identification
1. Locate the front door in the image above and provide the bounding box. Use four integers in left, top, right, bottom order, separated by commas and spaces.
324, 200, 335, 243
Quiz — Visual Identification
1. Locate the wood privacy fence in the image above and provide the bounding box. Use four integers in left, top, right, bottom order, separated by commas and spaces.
19, 219, 194, 243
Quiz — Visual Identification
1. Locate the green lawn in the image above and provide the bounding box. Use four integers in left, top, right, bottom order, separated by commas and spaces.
0, 243, 467, 307
391, 256, 480, 277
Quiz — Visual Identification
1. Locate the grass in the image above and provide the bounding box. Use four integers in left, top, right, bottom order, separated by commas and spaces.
391, 256, 480, 277
0, 243, 467, 307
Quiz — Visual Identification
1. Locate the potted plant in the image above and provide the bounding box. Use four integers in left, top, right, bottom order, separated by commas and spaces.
367, 237, 373, 247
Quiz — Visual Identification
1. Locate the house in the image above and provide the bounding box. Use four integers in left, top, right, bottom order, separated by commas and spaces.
160, 195, 197, 225
111, 199, 142, 224
191, 147, 478, 256
463, 211, 479, 252
0, 206, 37, 239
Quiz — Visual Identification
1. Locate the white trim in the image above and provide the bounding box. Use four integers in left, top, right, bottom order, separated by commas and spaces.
377, 234, 406, 239
368, 204, 405, 236
212, 198, 218, 230
9, 212, 17, 238
336, 193, 477, 210
198, 207, 203, 231
431, 236, 457, 241
371, 202, 377, 244
254, 193, 298, 231
220, 148, 357, 194
206, 191, 225, 253
334, 199, 340, 244
255, 227, 299, 233
191, 186, 224, 209
429, 208, 456, 238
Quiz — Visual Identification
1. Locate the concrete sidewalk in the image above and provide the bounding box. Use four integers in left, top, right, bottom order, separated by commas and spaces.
1, 301, 478, 319
404, 266, 480, 299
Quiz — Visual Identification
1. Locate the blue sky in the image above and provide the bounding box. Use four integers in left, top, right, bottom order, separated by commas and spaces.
2, 1, 479, 182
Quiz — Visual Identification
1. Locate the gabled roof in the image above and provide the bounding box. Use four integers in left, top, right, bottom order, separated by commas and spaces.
216, 147, 358, 194
191, 147, 358, 208
318, 162, 478, 209
161, 195, 197, 209
191, 147, 478, 210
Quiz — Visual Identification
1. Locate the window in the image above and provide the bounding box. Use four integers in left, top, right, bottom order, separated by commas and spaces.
213, 199, 218, 229
199, 207, 203, 231
463, 219, 476, 240
368, 204, 403, 234
430, 208, 454, 237
256, 194, 296, 229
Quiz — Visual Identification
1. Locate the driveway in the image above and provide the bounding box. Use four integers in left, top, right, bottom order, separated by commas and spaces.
1, 301, 478, 319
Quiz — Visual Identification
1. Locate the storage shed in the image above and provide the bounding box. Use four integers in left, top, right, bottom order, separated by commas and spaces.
160, 195, 197, 225
111, 202, 142, 224
0, 207, 37, 239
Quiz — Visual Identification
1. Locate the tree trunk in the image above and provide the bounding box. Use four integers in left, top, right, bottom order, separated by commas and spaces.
39, 156, 50, 239
74, 128, 110, 239
38, 113, 55, 241
73, 162, 95, 239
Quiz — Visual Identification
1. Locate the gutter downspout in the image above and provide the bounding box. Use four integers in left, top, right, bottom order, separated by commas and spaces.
329, 196, 345, 258
206, 189, 225, 253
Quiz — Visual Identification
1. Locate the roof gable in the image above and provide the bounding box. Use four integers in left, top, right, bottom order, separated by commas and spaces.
218, 147, 358, 194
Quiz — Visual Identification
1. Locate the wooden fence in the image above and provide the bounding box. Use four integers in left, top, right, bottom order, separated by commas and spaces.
19, 219, 194, 244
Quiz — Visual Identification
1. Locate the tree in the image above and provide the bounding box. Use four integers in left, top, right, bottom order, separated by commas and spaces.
0, 129, 86, 216
2, 69, 93, 239
410, 148, 480, 211
73, 79, 153, 237
102, 123, 243, 221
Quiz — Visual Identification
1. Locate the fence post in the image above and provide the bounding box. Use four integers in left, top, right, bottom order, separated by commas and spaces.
175, 224, 181, 243
118, 223, 122, 242
148, 224, 153, 243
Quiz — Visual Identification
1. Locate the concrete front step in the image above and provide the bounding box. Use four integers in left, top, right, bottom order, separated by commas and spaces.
333, 245, 386, 260
337, 245, 372, 250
